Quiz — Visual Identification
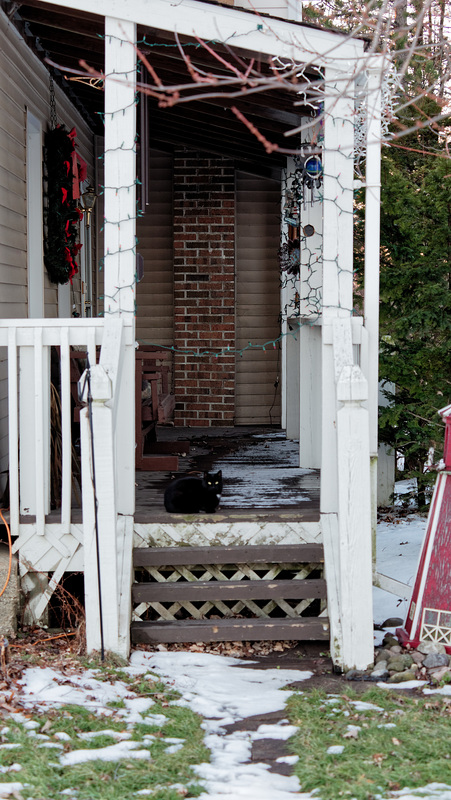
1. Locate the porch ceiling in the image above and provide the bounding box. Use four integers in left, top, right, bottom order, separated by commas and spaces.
3, 0, 323, 172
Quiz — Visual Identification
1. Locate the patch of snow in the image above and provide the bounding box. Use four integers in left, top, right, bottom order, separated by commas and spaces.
164, 743, 184, 754
77, 729, 132, 741
423, 686, 451, 696
0, 784, 25, 797
327, 745, 345, 755
373, 512, 427, 625
54, 731, 72, 741
251, 723, 298, 741
276, 755, 299, 765
17, 667, 135, 716
59, 741, 151, 767
382, 783, 451, 799
38, 742, 64, 749
377, 681, 428, 690
129, 651, 313, 800
349, 700, 384, 712
129, 651, 311, 731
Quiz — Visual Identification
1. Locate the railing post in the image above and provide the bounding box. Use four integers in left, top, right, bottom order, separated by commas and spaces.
336, 364, 374, 670
79, 364, 120, 656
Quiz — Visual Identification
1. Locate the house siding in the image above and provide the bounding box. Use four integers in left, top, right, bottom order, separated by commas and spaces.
136, 150, 174, 349
235, 171, 282, 425
0, 8, 95, 495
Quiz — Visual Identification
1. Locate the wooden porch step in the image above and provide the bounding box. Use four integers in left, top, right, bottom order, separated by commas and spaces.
133, 578, 327, 603
132, 543, 327, 645
133, 543, 324, 567
131, 617, 330, 644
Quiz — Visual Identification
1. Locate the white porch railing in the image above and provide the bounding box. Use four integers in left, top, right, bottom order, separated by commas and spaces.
0, 317, 134, 656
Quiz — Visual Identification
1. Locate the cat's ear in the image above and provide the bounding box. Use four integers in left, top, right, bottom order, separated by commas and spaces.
217, 470, 222, 478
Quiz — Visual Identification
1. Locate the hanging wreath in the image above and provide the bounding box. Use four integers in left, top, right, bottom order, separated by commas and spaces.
44, 125, 83, 284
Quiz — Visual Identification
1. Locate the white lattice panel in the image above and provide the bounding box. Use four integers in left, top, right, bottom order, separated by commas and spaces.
134, 520, 322, 548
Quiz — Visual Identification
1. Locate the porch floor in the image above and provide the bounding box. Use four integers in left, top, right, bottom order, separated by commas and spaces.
135, 426, 320, 523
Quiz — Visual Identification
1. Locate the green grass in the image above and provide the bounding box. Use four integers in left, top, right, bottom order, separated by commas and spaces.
0, 668, 209, 800
286, 686, 451, 800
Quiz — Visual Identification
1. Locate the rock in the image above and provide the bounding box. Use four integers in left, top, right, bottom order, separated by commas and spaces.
375, 649, 392, 663
417, 641, 447, 655
371, 667, 390, 681
387, 671, 417, 683
429, 666, 451, 682
345, 669, 369, 681
389, 645, 403, 655
382, 618, 403, 628
411, 651, 425, 665
383, 634, 399, 648
388, 658, 408, 673
423, 652, 450, 669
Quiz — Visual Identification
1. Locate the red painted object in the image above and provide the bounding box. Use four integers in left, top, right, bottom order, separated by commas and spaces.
397, 404, 451, 654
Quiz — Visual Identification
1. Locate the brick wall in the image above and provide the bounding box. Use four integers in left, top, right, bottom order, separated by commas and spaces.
173, 152, 236, 426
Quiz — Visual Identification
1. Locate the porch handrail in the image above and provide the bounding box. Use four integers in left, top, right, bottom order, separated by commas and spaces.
0, 318, 107, 538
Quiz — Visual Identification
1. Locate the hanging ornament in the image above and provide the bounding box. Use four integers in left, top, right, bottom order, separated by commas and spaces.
279, 238, 300, 276
302, 155, 323, 189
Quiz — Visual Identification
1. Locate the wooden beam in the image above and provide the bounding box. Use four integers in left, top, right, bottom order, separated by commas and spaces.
133, 578, 327, 602
133, 543, 325, 566
131, 616, 330, 643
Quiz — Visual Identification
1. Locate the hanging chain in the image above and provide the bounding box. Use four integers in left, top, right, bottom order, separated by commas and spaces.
49, 74, 57, 129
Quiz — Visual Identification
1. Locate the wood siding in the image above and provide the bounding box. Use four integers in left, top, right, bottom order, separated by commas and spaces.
235, 171, 282, 425
136, 150, 174, 349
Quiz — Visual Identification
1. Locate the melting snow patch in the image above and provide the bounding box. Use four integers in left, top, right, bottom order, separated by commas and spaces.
251, 723, 298, 741
77, 729, 132, 742
349, 700, 384, 712
129, 651, 311, 729
276, 755, 299, 765
17, 667, 136, 716
59, 741, 151, 767
327, 745, 345, 755
128, 651, 313, 800
0, 783, 25, 797
378, 784, 451, 799
377, 681, 428, 690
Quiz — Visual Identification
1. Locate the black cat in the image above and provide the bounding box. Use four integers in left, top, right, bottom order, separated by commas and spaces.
164, 470, 222, 513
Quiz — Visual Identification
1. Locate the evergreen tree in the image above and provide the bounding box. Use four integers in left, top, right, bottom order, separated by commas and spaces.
375, 105, 451, 506
305, 0, 451, 505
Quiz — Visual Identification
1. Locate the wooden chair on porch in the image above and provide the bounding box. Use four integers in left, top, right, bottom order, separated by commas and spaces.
135, 346, 190, 471
69, 346, 189, 470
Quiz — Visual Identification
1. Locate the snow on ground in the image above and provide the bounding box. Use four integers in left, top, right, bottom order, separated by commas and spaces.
373, 511, 427, 626
127, 651, 314, 798
5, 498, 451, 800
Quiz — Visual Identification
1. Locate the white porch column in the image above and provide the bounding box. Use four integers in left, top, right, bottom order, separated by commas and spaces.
104, 16, 136, 517
320, 68, 373, 670
321, 68, 355, 516
364, 62, 384, 548
82, 17, 136, 657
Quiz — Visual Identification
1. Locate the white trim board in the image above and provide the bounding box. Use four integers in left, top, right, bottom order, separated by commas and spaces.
38, 0, 365, 66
